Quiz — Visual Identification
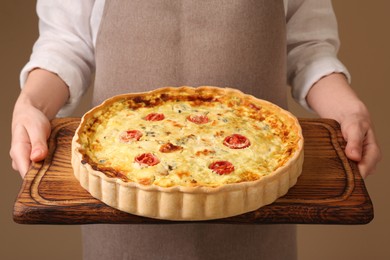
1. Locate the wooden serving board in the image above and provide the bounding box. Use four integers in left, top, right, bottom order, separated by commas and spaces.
13, 118, 373, 224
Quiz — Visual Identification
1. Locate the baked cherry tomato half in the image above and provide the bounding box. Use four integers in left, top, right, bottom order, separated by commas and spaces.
223, 134, 250, 149
145, 113, 165, 121
135, 153, 160, 166
209, 161, 235, 175
119, 130, 143, 142
187, 114, 209, 124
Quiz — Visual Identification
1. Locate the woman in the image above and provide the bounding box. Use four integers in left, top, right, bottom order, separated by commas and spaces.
11, 1, 381, 259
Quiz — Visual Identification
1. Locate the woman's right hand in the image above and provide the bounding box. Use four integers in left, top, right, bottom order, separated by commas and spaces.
10, 100, 51, 178
10, 69, 70, 178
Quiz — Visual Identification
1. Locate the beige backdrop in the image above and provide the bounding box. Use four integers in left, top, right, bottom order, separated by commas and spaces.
1, 1, 389, 259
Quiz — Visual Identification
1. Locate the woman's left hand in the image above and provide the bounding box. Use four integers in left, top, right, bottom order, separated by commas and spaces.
306, 73, 381, 178
338, 107, 381, 178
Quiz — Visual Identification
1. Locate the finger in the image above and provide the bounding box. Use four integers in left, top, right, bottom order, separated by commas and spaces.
10, 125, 32, 177
357, 130, 382, 178
25, 120, 51, 162
11, 143, 32, 177
343, 123, 366, 162
12, 160, 18, 172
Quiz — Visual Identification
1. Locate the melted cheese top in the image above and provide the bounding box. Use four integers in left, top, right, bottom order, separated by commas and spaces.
78, 93, 300, 187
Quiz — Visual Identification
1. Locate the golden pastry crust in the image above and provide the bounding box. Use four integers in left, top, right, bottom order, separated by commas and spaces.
71, 86, 304, 220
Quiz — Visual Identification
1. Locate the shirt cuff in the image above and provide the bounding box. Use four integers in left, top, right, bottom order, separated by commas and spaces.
291, 56, 351, 112
20, 55, 88, 117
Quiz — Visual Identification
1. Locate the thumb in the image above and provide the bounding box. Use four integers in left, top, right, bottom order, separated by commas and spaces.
343, 124, 365, 162
27, 122, 51, 162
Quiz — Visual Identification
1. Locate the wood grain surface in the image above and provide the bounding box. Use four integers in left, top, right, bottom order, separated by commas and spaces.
13, 118, 373, 224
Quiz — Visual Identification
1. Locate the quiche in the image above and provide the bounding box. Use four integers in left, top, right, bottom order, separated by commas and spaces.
71, 86, 304, 220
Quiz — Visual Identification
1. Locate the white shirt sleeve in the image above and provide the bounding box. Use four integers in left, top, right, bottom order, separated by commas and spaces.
286, 0, 351, 111
20, 0, 96, 117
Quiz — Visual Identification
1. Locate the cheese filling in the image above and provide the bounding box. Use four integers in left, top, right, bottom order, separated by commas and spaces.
79, 96, 299, 187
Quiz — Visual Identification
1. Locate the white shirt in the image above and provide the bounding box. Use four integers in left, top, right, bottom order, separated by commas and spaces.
21, 0, 350, 116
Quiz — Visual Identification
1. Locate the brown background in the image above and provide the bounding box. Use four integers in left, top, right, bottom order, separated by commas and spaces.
1, 1, 389, 259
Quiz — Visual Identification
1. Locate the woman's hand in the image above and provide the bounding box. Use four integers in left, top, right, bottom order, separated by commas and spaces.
307, 73, 381, 178
339, 106, 380, 177
10, 69, 70, 178
10, 101, 51, 177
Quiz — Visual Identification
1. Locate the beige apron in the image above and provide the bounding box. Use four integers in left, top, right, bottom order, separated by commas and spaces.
82, 0, 296, 259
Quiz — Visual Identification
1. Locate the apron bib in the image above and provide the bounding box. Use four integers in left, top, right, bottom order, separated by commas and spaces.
83, 1, 296, 259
